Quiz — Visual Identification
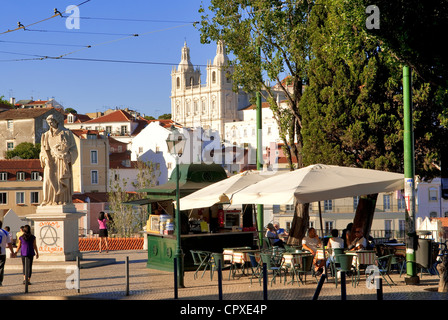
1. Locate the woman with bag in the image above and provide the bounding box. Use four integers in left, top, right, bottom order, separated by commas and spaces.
15, 225, 39, 285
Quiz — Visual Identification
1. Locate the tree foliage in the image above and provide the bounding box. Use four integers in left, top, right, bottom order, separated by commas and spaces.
6, 142, 41, 159
299, 0, 448, 180
107, 161, 158, 237
197, 0, 313, 168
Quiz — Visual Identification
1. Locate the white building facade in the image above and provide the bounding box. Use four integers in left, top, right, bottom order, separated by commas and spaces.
170, 41, 249, 141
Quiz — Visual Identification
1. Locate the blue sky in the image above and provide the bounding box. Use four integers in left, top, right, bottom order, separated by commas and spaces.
0, 0, 216, 118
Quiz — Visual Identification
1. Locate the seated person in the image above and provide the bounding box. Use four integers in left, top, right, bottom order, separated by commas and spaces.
266, 223, 285, 248
348, 228, 367, 251
274, 223, 288, 240
302, 227, 325, 275
327, 229, 344, 267
328, 229, 344, 251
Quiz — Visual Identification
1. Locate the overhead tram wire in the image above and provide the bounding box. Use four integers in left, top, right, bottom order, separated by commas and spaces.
0, 0, 92, 35
60, 15, 199, 24
24, 29, 138, 37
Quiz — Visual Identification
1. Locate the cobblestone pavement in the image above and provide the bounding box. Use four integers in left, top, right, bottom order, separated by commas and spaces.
1, 250, 447, 309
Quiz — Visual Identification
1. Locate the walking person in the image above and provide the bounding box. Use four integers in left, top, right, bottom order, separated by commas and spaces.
0, 221, 15, 286
98, 211, 109, 253
14, 225, 38, 285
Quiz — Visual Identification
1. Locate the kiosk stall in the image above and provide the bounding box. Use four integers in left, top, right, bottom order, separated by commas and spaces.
134, 164, 255, 272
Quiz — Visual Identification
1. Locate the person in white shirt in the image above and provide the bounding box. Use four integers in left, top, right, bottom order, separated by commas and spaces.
348, 228, 367, 251
302, 227, 325, 275
328, 229, 344, 252
0, 221, 16, 286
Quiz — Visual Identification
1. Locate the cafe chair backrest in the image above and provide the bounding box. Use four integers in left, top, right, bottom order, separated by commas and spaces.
335, 254, 354, 271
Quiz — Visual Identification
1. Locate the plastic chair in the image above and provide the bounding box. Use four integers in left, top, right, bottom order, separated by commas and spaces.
249, 253, 262, 285
376, 254, 396, 287
294, 254, 317, 285
259, 252, 285, 286
262, 238, 272, 249
190, 250, 211, 279
210, 253, 232, 280
334, 254, 356, 287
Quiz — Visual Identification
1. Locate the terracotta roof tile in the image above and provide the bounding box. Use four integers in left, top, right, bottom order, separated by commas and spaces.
0, 108, 55, 120
0, 159, 43, 181
83, 109, 134, 124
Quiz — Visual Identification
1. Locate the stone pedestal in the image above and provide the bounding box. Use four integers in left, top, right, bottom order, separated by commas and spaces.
28, 204, 86, 261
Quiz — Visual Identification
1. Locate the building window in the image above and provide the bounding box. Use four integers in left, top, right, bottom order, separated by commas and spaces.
0, 193, 7, 204
397, 197, 406, 210
16, 172, 25, 181
120, 126, 128, 135
167, 163, 172, 169
105, 126, 112, 134
324, 200, 333, 211
385, 220, 392, 238
30, 192, 39, 204
16, 192, 25, 205
6, 142, 14, 151
325, 221, 334, 235
383, 194, 391, 210
91, 170, 98, 184
212, 71, 216, 83
67, 114, 74, 123
91, 150, 98, 164
176, 77, 180, 88
31, 172, 40, 181
430, 211, 438, 218
429, 187, 438, 201
194, 100, 198, 113
7, 120, 13, 130
0, 172, 7, 181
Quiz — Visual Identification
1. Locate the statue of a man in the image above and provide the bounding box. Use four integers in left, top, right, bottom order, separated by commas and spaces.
39, 114, 78, 206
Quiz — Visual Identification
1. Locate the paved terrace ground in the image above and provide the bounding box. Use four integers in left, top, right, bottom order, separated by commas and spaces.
1, 250, 446, 315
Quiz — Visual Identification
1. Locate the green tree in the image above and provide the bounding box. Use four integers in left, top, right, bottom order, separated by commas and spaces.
107, 160, 158, 237
0, 95, 13, 107
300, 0, 448, 180
363, 0, 448, 88
158, 113, 171, 120
6, 142, 41, 159
65, 108, 77, 114
197, 0, 312, 168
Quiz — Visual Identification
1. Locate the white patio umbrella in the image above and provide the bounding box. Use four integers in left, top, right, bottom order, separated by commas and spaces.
179, 170, 287, 210
231, 164, 404, 205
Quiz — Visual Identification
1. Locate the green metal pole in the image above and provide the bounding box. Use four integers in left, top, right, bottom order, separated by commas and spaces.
403, 65, 419, 284
256, 46, 264, 245
175, 160, 185, 287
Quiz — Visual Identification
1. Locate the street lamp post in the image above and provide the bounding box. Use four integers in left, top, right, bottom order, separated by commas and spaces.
166, 125, 186, 288
403, 65, 419, 285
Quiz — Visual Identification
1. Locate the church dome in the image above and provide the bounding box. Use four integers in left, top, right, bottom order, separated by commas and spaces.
213, 40, 229, 66
178, 41, 194, 72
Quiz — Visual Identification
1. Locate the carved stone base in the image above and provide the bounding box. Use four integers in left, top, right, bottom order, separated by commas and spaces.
27, 205, 86, 261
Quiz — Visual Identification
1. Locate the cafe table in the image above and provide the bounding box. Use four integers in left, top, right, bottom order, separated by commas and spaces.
345, 250, 376, 285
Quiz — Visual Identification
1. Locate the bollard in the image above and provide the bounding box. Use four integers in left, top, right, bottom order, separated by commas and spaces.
376, 277, 383, 300
24, 257, 28, 294
263, 263, 268, 300
340, 271, 346, 300
125, 256, 129, 296
218, 259, 223, 300
174, 257, 178, 299
77, 256, 81, 293
312, 273, 327, 300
